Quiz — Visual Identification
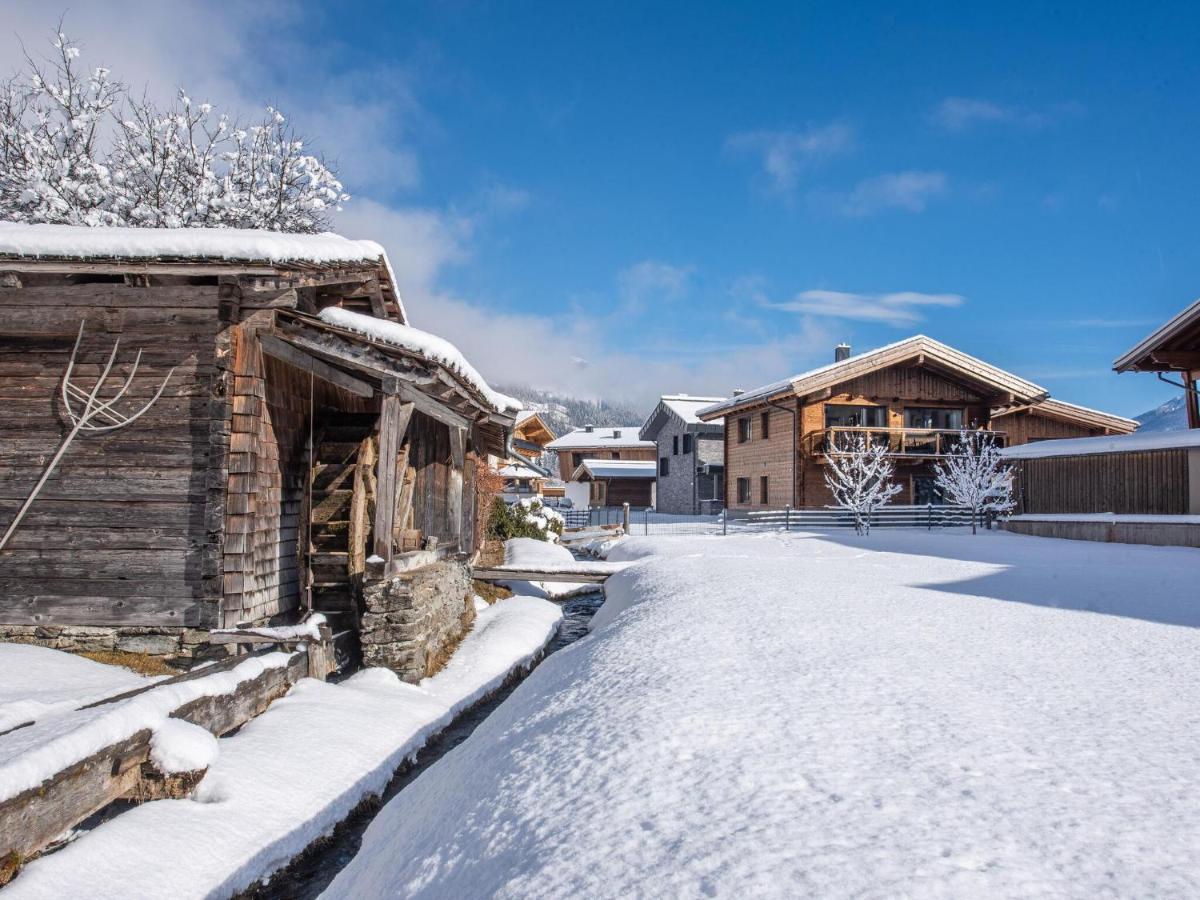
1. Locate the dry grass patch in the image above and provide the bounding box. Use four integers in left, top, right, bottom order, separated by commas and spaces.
473, 579, 512, 606
79, 650, 180, 677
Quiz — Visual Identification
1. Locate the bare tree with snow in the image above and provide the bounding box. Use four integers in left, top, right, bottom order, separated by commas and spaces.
823, 435, 903, 535
1, 26, 347, 232
933, 429, 1014, 534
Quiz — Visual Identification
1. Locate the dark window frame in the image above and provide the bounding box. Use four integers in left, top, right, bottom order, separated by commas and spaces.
682, 433, 693, 454
672, 435, 679, 455
736, 477, 751, 504
760, 475, 769, 505
659, 456, 669, 476
737, 417, 751, 443
761, 411, 770, 439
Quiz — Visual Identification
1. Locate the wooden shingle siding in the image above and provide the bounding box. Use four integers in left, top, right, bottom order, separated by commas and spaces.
0, 282, 222, 627
1016, 450, 1190, 515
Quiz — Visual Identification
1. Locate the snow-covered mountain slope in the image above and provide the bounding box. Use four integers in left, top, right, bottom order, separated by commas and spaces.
1135, 394, 1188, 432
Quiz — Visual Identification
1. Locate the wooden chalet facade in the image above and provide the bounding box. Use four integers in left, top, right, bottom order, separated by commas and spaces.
698, 337, 1137, 513
1114, 297, 1200, 428
0, 224, 516, 673
545, 425, 656, 508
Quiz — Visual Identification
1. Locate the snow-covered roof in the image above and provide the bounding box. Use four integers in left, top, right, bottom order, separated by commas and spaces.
571, 459, 658, 480
317, 307, 521, 414
545, 427, 655, 450
662, 395, 727, 425
1001, 428, 1200, 460
697, 335, 1047, 419
498, 462, 544, 479
1114, 297, 1200, 372
0, 221, 408, 323
996, 398, 1139, 434
640, 395, 726, 441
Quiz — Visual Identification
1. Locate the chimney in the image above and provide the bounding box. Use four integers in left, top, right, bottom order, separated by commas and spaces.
732, 389, 745, 397
614, 429, 622, 438
834, 343, 851, 362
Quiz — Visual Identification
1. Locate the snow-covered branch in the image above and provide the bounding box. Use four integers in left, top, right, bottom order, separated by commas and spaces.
933, 429, 1014, 534
823, 435, 902, 535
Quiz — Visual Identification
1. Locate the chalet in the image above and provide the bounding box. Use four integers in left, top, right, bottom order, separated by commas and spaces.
491, 410, 558, 502
0, 222, 518, 679
697, 336, 1137, 513
999, 300, 1200, 548
569, 459, 658, 509
639, 395, 725, 514
545, 425, 656, 508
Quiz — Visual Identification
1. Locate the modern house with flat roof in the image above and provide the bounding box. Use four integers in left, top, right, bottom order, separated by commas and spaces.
697, 337, 1136, 514
545, 425, 655, 508
640, 395, 725, 514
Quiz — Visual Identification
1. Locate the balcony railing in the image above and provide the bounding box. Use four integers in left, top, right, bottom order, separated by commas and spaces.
806, 427, 1006, 459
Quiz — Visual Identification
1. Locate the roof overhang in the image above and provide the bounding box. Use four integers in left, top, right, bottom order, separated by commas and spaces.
1113, 298, 1200, 373
570, 459, 658, 481
993, 399, 1139, 434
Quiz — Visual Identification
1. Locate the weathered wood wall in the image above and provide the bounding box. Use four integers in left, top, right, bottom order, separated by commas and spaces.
0, 282, 224, 627
222, 325, 371, 626
409, 412, 456, 547
1015, 450, 1190, 515
991, 410, 1107, 444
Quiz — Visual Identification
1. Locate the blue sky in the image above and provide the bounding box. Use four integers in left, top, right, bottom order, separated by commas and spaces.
5, 2, 1199, 415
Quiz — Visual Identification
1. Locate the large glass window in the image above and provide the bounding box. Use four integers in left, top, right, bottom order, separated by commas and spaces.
736, 477, 750, 504
824, 404, 887, 428
905, 407, 964, 430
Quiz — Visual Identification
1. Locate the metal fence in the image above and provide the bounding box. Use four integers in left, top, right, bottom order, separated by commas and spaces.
563, 504, 981, 536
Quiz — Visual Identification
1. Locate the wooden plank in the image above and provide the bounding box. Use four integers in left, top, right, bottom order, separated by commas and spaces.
473, 566, 614, 584
448, 426, 465, 549
390, 379, 472, 430
260, 333, 374, 399
348, 435, 376, 577
373, 397, 413, 560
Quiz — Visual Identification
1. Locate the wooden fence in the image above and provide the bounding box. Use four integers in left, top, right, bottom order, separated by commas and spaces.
1013, 449, 1192, 515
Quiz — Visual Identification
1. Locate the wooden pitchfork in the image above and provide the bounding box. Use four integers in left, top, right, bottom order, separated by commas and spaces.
0, 320, 175, 551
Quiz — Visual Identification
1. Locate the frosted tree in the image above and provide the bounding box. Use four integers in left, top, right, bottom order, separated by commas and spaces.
933, 429, 1014, 534
0, 26, 348, 232
0, 30, 123, 225
824, 435, 902, 535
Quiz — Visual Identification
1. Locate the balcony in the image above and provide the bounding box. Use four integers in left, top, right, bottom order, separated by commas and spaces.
806, 427, 1007, 461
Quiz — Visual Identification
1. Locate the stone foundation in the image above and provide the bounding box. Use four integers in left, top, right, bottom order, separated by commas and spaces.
0, 624, 230, 666
360, 559, 475, 682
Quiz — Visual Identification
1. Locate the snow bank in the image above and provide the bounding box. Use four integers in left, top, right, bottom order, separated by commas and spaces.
327, 530, 1200, 898
0, 221, 387, 267
317, 307, 521, 413
0, 644, 150, 734
0, 653, 292, 804
1010, 512, 1200, 525
6, 596, 561, 900
1001, 427, 1200, 459
502, 537, 594, 598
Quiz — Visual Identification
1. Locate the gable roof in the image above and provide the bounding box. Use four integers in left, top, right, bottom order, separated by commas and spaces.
513, 410, 557, 444
0, 221, 406, 322
1113, 298, 1200, 372
640, 394, 726, 441
570, 459, 657, 480
994, 398, 1138, 434
697, 335, 1048, 420
545, 426, 655, 450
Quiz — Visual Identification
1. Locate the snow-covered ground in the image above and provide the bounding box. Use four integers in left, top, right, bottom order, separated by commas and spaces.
501, 537, 596, 598
6, 595, 561, 900
326, 529, 1200, 898
0, 644, 150, 734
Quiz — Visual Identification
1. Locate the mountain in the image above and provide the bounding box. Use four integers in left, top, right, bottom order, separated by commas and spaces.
496, 385, 648, 436
1135, 395, 1188, 432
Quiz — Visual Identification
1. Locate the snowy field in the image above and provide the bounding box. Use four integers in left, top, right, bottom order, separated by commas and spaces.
328, 530, 1200, 899
6, 595, 561, 900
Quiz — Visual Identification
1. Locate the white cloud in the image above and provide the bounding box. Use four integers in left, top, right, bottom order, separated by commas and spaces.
617, 260, 692, 313
725, 124, 854, 194
929, 97, 1082, 133
839, 171, 947, 216
771, 290, 965, 326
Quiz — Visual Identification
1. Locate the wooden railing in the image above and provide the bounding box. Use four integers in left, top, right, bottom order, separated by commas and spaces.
806, 427, 1006, 459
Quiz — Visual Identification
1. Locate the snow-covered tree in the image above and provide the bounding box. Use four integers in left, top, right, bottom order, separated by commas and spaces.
824, 435, 902, 535
0, 27, 347, 232
933, 429, 1014, 534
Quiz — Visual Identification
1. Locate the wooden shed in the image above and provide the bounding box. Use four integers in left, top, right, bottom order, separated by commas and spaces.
0, 223, 516, 671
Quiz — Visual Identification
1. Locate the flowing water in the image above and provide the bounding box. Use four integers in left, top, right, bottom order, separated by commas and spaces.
242, 589, 605, 900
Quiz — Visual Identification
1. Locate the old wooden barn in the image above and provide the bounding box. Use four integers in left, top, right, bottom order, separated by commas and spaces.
0, 223, 518, 677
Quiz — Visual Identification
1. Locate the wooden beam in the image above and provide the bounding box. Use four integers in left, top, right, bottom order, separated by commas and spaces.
373, 396, 414, 560
1149, 350, 1200, 369
383, 377, 473, 430
448, 426, 466, 548
260, 333, 375, 399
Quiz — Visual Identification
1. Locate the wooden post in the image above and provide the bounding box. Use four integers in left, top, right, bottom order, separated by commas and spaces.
623, 502, 631, 534
373, 395, 414, 561
448, 426, 466, 550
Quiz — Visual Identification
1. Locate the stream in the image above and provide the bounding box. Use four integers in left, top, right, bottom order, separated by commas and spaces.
242, 588, 605, 900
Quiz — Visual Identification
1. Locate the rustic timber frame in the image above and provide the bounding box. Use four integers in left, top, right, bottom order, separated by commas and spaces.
0, 236, 513, 663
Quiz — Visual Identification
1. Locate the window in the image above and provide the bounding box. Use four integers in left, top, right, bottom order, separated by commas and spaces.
736, 477, 751, 504
761, 412, 770, 439
759, 475, 769, 505
672, 435, 679, 455
571, 452, 585, 470
682, 434, 693, 454
905, 407, 964, 430
737, 417, 751, 443
611, 451, 621, 459
659, 457, 669, 476
824, 404, 887, 428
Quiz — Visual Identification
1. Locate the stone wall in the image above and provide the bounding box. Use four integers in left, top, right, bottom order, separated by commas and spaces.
0, 624, 227, 666
360, 559, 475, 682
654, 418, 725, 515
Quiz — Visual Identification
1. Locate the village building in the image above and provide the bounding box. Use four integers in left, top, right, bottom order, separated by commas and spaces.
0, 223, 518, 678
545, 425, 656, 508
493, 410, 559, 502
1000, 300, 1200, 548
639, 395, 726, 514
697, 336, 1137, 513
